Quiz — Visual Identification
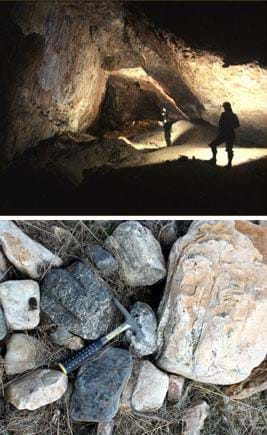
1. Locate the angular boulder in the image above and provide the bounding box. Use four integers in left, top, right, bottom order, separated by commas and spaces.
41, 262, 116, 339
70, 347, 132, 422
0, 280, 40, 330
182, 401, 210, 435
7, 369, 68, 410
157, 220, 267, 385
0, 221, 62, 278
105, 221, 166, 287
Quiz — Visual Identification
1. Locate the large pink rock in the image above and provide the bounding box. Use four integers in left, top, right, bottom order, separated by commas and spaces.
157, 221, 267, 385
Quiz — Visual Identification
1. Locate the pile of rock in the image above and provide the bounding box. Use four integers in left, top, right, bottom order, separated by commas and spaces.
0, 219, 266, 435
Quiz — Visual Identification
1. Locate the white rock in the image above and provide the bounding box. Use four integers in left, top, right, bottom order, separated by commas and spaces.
157, 220, 267, 385
97, 421, 114, 435
167, 375, 185, 402
131, 361, 169, 412
105, 221, 166, 287
0, 280, 40, 330
50, 326, 84, 351
182, 401, 210, 435
0, 220, 63, 278
7, 369, 68, 410
5, 334, 46, 375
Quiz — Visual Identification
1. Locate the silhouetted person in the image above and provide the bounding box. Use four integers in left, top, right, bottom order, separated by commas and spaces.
161, 107, 172, 146
209, 102, 240, 168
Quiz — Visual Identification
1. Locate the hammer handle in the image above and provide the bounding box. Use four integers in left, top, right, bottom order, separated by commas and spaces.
58, 338, 104, 374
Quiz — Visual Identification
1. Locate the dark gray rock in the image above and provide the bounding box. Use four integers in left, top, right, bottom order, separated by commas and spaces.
70, 347, 132, 422
85, 244, 118, 276
41, 262, 116, 339
126, 302, 158, 357
0, 307, 7, 340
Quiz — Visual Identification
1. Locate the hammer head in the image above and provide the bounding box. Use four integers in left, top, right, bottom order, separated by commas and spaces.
113, 297, 144, 341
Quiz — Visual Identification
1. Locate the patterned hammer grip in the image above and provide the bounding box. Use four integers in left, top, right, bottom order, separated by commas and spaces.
59, 338, 104, 374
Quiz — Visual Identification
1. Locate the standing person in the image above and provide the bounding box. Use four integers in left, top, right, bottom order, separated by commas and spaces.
209, 102, 240, 168
161, 107, 172, 146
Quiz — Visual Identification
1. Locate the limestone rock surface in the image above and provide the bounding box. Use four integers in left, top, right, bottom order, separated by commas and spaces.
7, 369, 68, 410
157, 220, 267, 385
5, 333, 46, 375
125, 302, 158, 357
0, 221, 62, 278
235, 220, 267, 264
106, 221, 166, 287
70, 347, 132, 422
223, 359, 267, 400
2, 0, 266, 162
0, 280, 40, 330
41, 262, 116, 339
131, 361, 169, 412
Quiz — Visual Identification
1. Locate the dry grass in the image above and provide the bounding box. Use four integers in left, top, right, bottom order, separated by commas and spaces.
0, 220, 266, 435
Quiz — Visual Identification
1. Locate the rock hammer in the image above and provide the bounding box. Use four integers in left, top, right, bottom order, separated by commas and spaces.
58, 298, 144, 374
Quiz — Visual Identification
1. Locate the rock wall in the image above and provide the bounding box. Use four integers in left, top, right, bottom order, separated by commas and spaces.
2, 0, 267, 160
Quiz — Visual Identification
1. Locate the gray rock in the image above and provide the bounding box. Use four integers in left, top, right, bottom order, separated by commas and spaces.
0, 307, 7, 340
158, 222, 178, 250
105, 221, 166, 287
41, 262, 116, 340
85, 244, 118, 276
97, 422, 114, 435
70, 347, 132, 422
125, 302, 158, 357
0, 250, 9, 282
50, 326, 84, 351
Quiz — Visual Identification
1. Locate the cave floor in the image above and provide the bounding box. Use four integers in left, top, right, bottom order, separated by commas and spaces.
0, 142, 266, 215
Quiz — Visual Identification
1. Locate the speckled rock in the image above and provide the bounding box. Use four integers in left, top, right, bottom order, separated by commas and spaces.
70, 347, 132, 422
85, 244, 118, 276
0, 280, 40, 330
41, 262, 116, 339
0, 307, 7, 340
105, 221, 166, 287
0, 221, 62, 278
7, 369, 68, 410
182, 401, 210, 435
5, 333, 46, 375
50, 326, 84, 351
157, 220, 267, 385
168, 375, 185, 402
125, 302, 158, 357
131, 361, 169, 412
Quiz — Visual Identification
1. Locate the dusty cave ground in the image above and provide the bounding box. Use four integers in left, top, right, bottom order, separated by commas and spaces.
0, 220, 266, 435
0, 122, 266, 215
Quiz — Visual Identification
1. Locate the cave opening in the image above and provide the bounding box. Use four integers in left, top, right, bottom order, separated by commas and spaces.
0, 1, 266, 215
